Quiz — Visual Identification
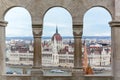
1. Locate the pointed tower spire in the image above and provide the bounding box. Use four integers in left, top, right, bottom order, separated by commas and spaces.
56, 25, 58, 34
83, 39, 88, 72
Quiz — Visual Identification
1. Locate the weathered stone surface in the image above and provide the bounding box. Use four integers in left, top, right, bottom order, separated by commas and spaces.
0, 0, 114, 23
0, 0, 120, 80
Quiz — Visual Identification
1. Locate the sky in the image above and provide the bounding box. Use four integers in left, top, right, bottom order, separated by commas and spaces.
83, 7, 112, 36
4, 7, 112, 37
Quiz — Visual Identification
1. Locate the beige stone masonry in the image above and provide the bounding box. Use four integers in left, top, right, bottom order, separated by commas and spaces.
32, 24, 42, 68
0, 20, 7, 80
73, 23, 83, 69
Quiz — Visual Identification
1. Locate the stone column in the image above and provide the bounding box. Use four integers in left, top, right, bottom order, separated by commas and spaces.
115, 0, 120, 20
72, 23, 84, 80
73, 24, 83, 69
109, 21, 120, 80
0, 21, 7, 77
31, 24, 43, 80
32, 24, 42, 68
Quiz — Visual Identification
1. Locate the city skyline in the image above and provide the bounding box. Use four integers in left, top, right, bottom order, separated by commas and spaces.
5, 7, 111, 37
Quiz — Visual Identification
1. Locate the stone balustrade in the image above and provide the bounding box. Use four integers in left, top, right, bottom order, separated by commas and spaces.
2, 74, 112, 80
3, 74, 31, 80
84, 75, 113, 80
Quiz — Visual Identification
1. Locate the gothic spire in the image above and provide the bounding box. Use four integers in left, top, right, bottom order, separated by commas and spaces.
56, 25, 58, 34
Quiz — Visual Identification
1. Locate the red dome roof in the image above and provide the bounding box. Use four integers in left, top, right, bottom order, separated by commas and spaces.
52, 33, 62, 41
51, 27, 62, 41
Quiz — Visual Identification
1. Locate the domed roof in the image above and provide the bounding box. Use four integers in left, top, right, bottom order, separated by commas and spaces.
52, 27, 62, 41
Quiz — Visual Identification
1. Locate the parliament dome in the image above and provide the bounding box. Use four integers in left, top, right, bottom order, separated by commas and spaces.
52, 27, 62, 41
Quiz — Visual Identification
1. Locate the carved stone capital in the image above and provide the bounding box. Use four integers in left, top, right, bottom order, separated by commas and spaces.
109, 20, 120, 27
0, 21, 8, 27
73, 24, 83, 37
32, 24, 42, 38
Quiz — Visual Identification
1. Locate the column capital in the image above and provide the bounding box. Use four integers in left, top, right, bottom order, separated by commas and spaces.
73, 22, 83, 26
32, 24, 42, 38
32, 24, 42, 28
73, 24, 83, 38
73, 24, 83, 68
109, 20, 120, 27
0, 20, 8, 27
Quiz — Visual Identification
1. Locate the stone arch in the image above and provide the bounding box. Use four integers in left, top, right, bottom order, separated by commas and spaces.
42, 6, 73, 67
42, 6, 73, 21
0, 0, 120, 80
4, 6, 33, 37
0, 0, 33, 19
42, 6, 73, 31
83, 6, 112, 36
83, 6, 112, 74
42, 6, 73, 36
84, 6, 113, 20
3, 6, 32, 21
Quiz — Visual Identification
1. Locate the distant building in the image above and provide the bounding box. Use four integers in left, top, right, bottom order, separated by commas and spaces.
83, 42, 111, 67
6, 40, 33, 65
6, 27, 74, 67
6, 28, 111, 68
42, 27, 74, 67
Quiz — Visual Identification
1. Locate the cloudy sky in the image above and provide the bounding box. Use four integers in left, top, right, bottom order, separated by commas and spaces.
5, 7, 112, 37
83, 7, 112, 36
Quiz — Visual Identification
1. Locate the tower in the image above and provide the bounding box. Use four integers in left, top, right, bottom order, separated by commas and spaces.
51, 26, 62, 66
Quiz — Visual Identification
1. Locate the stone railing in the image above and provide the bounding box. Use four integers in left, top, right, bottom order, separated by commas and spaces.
2, 74, 113, 80
3, 74, 31, 80
2, 68, 113, 80
3, 74, 72, 80
44, 76, 72, 80
84, 74, 113, 80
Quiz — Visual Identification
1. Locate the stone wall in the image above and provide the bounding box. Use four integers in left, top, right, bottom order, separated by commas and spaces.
43, 76, 72, 80
0, 0, 118, 80
0, 0, 114, 23
3, 74, 31, 80
3, 74, 113, 80
84, 75, 113, 80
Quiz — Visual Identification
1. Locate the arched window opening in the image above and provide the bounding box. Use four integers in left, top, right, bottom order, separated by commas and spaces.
42, 7, 74, 68
83, 7, 112, 74
5, 7, 33, 74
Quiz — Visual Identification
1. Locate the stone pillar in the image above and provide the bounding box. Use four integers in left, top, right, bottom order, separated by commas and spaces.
0, 21, 7, 78
115, 0, 120, 20
72, 23, 84, 80
23, 68, 27, 74
109, 21, 120, 80
32, 24, 42, 68
31, 24, 43, 80
73, 24, 83, 69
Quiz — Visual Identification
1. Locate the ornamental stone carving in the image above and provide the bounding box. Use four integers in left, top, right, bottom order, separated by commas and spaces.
73, 24, 83, 37
0, 21, 8, 27
32, 24, 43, 38
109, 21, 120, 27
